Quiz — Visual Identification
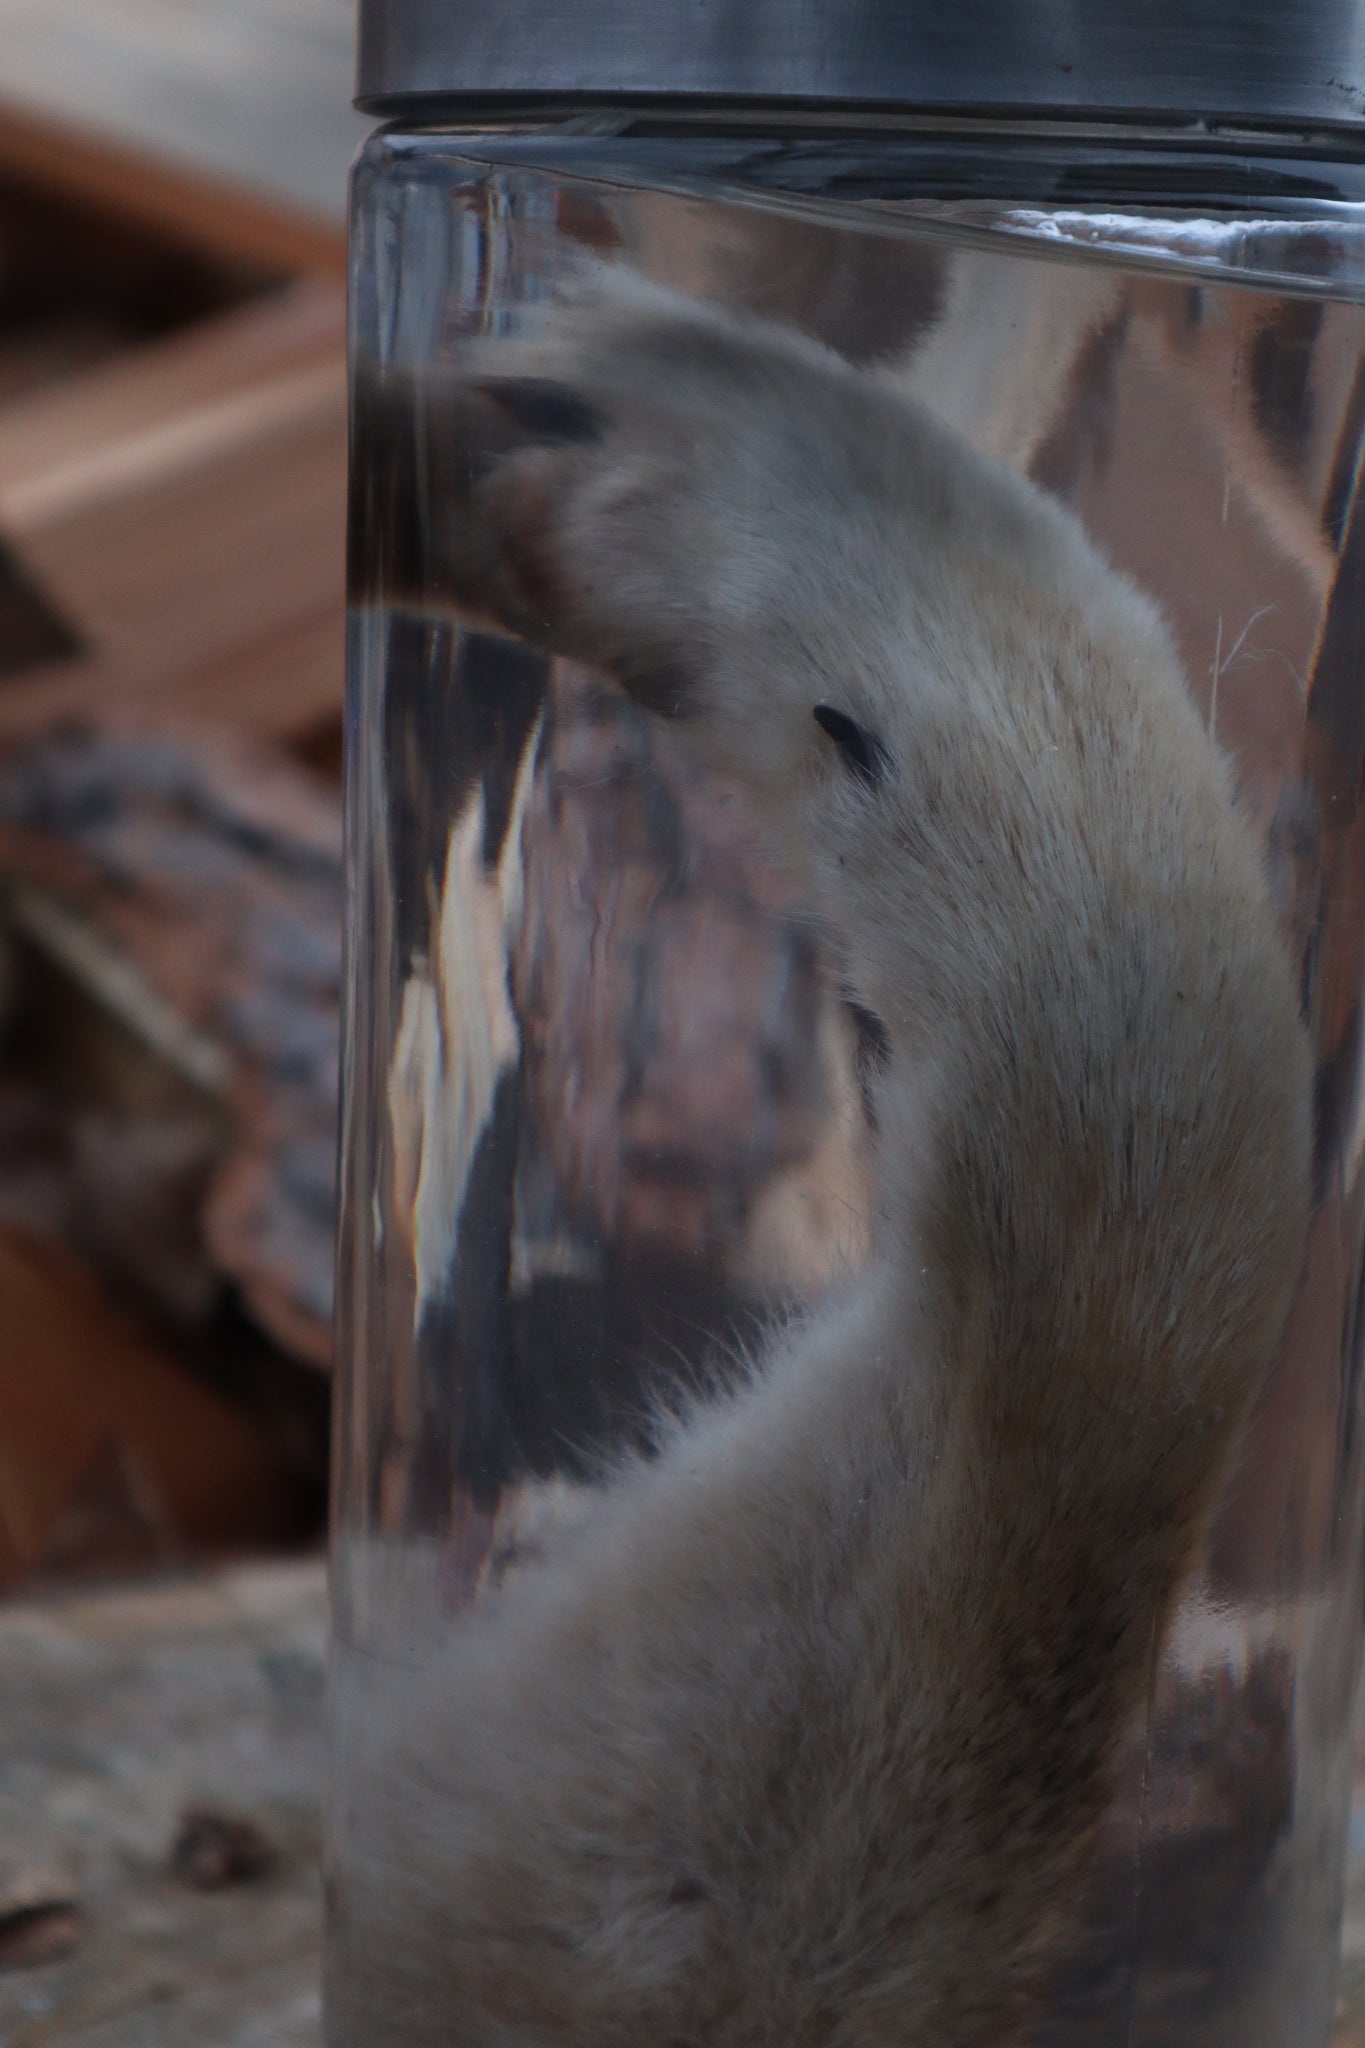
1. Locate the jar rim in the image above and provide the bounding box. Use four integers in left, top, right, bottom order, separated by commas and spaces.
356, 0, 1365, 136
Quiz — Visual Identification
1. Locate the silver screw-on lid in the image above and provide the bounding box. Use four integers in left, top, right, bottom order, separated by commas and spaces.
356, 0, 1365, 130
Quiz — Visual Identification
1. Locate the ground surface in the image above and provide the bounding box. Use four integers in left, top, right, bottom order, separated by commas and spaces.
4, 1558, 1365, 2045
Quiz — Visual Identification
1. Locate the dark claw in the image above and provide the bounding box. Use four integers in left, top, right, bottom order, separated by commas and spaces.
476, 378, 605, 445
813, 704, 891, 787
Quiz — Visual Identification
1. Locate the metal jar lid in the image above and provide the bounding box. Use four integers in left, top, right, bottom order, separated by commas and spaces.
356, 0, 1365, 131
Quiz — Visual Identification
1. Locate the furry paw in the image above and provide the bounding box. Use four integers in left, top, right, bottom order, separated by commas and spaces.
358, 278, 936, 800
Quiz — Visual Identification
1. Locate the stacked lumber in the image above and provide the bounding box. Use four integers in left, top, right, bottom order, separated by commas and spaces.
0, 274, 346, 751
0, 0, 361, 264
0, 169, 348, 1588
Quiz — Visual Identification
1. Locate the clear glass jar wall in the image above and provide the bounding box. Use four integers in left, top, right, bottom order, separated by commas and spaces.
331, 126, 1365, 2045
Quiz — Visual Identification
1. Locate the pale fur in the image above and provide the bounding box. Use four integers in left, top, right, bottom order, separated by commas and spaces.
336, 283, 1313, 2045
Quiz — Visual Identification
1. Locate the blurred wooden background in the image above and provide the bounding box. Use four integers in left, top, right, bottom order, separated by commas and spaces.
0, 2, 348, 1593
0, 10, 350, 2031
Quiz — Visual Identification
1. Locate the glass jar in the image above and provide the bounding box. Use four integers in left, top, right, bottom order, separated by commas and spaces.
330, 10, 1365, 2043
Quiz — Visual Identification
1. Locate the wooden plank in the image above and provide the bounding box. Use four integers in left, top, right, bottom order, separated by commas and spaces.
0, 283, 347, 748
0, 95, 346, 278
142, 606, 346, 748
0, 0, 364, 254
11, 380, 346, 685
0, 280, 344, 500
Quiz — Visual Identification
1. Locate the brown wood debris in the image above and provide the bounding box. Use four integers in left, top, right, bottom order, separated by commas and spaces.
0, 717, 342, 1370
0, 1222, 307, 1592
0, 158, 346, 1591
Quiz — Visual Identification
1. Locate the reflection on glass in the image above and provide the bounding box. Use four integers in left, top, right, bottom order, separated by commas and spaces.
331, 136, 1365, 2047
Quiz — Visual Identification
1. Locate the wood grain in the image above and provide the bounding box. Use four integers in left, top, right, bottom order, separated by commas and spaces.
0, 280, 346, 749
